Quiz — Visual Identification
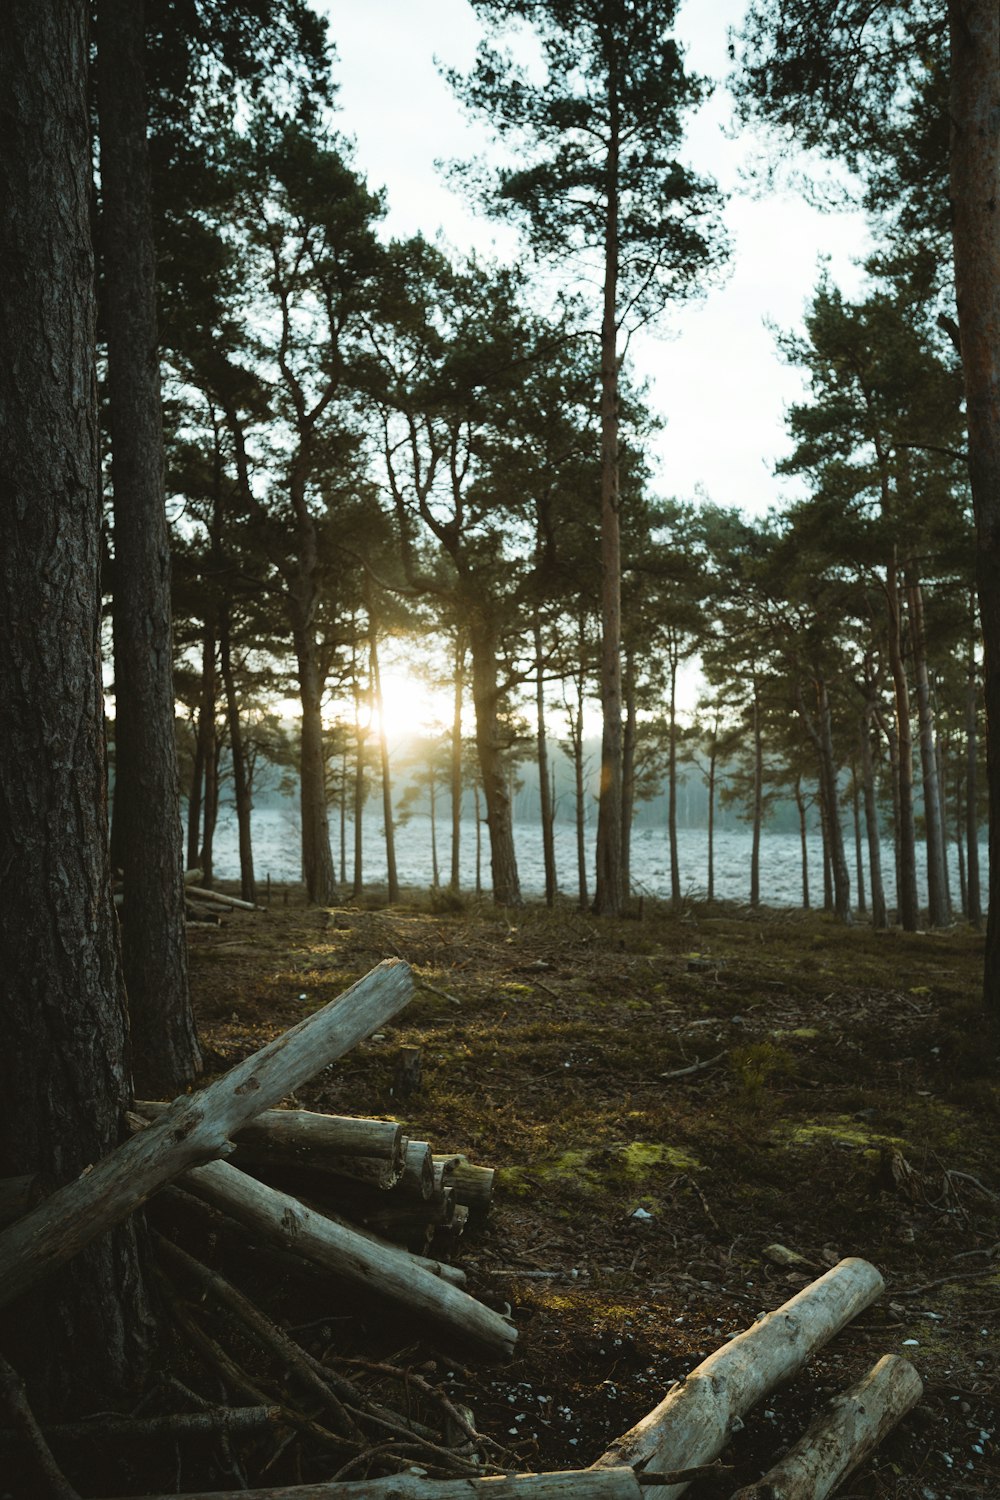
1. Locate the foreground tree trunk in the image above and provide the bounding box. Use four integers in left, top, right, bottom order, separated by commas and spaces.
949, 0, 1000, 1000
0, 0, 151, 1408
97, 0, 200, 1096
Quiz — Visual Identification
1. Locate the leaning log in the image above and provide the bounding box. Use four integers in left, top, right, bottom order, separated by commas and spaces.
729, 1354, 923, 1500
137, 1102, 407, 1190
592, 1257, 886, 1497
176, 1158, 517, 1361
101, 1467, 647, 1500
0, 960, 413, 1310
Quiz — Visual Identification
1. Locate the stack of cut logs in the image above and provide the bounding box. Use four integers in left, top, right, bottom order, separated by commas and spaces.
134, 1098, 495, 1262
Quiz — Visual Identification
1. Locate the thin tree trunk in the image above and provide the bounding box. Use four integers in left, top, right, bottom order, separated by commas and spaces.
966, 611, 983, 926
340, 748, 348, 888
820, 794, 834, 912
886, 548, 920, 929
430, 772, 440, 889
851, 763, 867, 915
219, 609, 255, 905
535, 620, 557, 906
955, 772, 969, 916
369, 627, 399, 904
97, 0, 199, 1096
948, 0, 1000, 1002
198, 623, 218, 888
621, 643, 636, 900
594, 76, 624, 917
451, 634, 464, 891
186, 712, 204, 873
469, 613, 520, 904
860, 707, 888, 929
750, 684, 763, 909
295, 621, 338, 905
474, 781, 483, 895
0, 0, 151, 1406
906, 567, 950, 924
794, 776, 811, 910
706, 747, 717, 902
352, 672, 368, 901
668, 652, 681, 909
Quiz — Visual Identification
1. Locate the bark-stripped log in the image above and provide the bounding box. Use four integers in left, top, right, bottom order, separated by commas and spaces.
592, 1258, 885, 1497
101, 1467, 646, 1500
730, 1354, 923, 1500
0, 960, 413, 1310
183, 884, 259, 911
177, 1159, 516, 1360
137, 1102, 407, 1189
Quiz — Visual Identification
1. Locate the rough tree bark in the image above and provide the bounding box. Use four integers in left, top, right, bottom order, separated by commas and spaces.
0, 0, 152, 1410
469, 609, 521, 905
97, 0, 201, 1096
948, 0, 1000, 1002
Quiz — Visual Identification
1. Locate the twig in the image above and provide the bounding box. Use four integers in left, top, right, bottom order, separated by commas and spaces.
660, 1051, 727, 1081
896, 1267, 1000, 1297
416, 978, 462, 1007
0, 1353, 81, 1500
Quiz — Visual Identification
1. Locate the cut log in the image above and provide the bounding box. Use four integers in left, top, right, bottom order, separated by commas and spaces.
592, 1257, 886, 1497
137, 1102, 407, 1189
400, 1141, 435, 1200
434, 1155, 496, 1214
394, 1044, 423, 1096
729, 1354, 923, 1500
99, 1466, 646, 1500
0, 960, 413, 1311
184, 884, 259, 911
176, 1158, 516, 1361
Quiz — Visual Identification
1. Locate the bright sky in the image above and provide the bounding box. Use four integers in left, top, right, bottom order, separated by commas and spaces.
321, 0, 871, 518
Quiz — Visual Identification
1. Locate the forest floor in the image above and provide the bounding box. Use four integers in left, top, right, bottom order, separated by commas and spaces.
51, 887, 1000, 1500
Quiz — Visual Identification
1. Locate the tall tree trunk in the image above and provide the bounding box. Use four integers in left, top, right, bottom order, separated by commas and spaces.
885, 548, 920, 930
851, 763, 867, 915
339, 747, 348, 887
474, 781, 483, 896
97, 0, 199, 1096
186, 711, 204, 872
369, 626, 399, 904
949, 0, 1000, 1000
794, 776, 811, 909
966, 607, 983, 926
469, 612, 521, 905
0, 0, 152, 1408
294, 621, 338, 905
430, 773, 440, 889
750, 683, 763, 909
820, 793, 834, 912
451, 633, 464, 891
798, 679, 853, 923
621, 643, 636, 900
955, 770, 969, 916
535, 619, 557, 906
219, 608, 255, 905
860, 706, 888, 930
906, 567, 950, 924
352, 675, 368, 901
668, 652, 681, 909
594, 82, 623, 917
706, 746, 717, 903
197, 623, 218, 887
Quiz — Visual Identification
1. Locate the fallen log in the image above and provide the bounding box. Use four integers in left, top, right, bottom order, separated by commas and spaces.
0, 1404, 285, 1446
0, 960, 413, 1311
592, 1257, 886, 1497
100, 1466, 647, 1500
729, 1354, 923, 1500
176, 1158, 517, 1361
185, 884, 259, 912
137, 1102, 407, 1190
